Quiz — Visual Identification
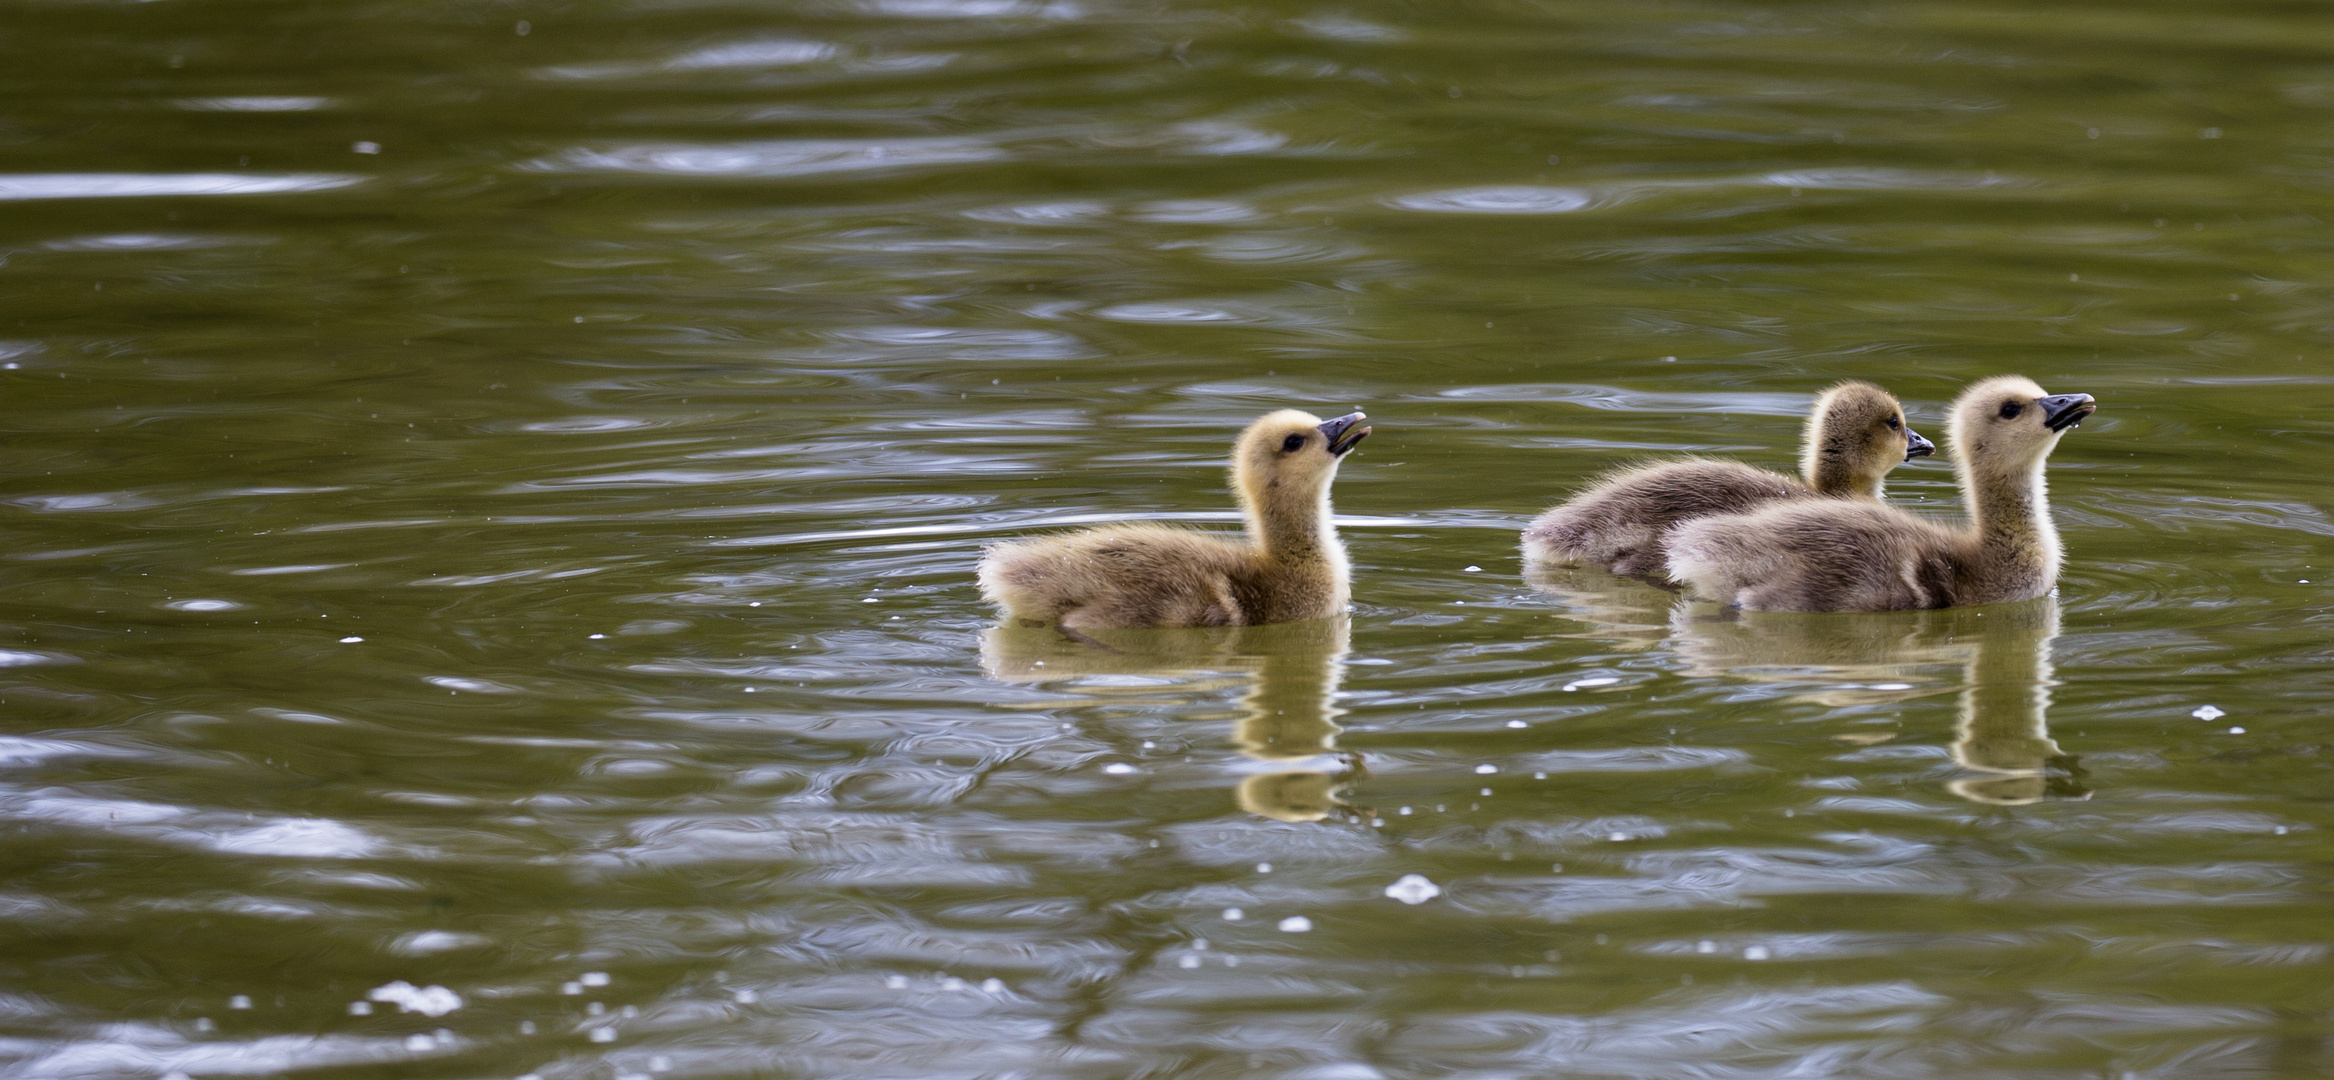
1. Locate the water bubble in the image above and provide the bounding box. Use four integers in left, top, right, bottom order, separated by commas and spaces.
1563, 677, 1620, 691
1384, 874, 1441, 905
1744, 945, 1771, 960
589, 1027, 616, 1043
580, 972, 611, 987
1696, 940, 1716, 954
732, 988, 759, 1003
1256, 862, 1272, 874
1222, 907, 1244, 921
339, 636, 364, 643
2192, 705, 2225, 721
353, 141, 382, 154
228, 995, 251, 1010
1277, 916, 1313, 932
1463, 565, 1482, 572
348, 1001, 373, 1015
2229, 726, 2246, 734
166, 599, 240, 612
1474, 764, 1495, 775
1103, 762, 1136, 775
885, 974, 908, 989
403, 1033, 433, 1052
981, 978, 1005, 993
1177, 954, 1200, 969
1506, 720, 1526, 728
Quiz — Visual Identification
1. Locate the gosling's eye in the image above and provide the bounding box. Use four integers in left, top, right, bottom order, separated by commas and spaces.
1886, 416, 1901, 430
1280, 433, 1307, 452
1998, 401, 2024, 420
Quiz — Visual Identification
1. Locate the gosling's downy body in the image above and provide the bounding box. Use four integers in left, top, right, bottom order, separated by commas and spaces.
1521, 381, 1932, 576
1664, 376, 2096, 612
977, 409, 1370, 629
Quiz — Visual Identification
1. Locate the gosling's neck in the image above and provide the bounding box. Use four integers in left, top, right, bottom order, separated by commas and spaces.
1804, 453, 1885, 499
1242, 474, 1341, 569
1962, 455, 2060, 575
1801, 426, 1884, 498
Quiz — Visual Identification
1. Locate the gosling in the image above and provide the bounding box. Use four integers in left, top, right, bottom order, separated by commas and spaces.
1664, 376, 2096, 612
977, 409, 1370, 629
1521, 380, 1933, 576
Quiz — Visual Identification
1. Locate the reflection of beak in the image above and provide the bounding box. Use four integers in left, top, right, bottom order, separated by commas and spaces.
1904, 428, 1936, 460
1319, 412, 1370, 457
2038, 393, 2097, 432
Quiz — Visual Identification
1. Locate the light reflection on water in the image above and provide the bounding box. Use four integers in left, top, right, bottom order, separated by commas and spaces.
3, 0, 2334, 1076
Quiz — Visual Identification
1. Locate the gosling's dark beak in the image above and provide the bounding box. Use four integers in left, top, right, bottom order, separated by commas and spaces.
1319, 411, 1370, 457
1904, 428, 1936, 460
2038, 393, 2097, 432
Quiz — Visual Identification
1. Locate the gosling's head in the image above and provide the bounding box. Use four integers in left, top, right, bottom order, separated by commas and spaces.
1231, 409, 1370, 503
1801, 380, 1934, 496
1948, 376, 2096, 478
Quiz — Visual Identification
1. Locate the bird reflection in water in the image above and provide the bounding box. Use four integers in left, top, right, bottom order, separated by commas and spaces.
980, 616, 1358, 822
1528, 571, 2085, 804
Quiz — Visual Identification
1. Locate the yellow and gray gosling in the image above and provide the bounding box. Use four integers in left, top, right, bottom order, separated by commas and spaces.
1664, 376, 2095, 612
977, 409, 1370, 629
1521, 380, 1932, 576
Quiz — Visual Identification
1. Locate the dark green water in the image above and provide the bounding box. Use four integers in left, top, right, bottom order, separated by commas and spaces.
4, 1, 2333, 1077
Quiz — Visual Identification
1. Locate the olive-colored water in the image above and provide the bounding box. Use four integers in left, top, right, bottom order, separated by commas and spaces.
5, 1, 2333, 1077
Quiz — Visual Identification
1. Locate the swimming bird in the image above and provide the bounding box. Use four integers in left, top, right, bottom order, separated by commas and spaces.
1663, 376, 2095, 612
1521, 380, 1933, 576
977, 409, 1370, 629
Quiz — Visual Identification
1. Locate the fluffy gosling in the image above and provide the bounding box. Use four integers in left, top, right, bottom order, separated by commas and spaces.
1664, 376, 2095, 611
977, 409, 1370, 629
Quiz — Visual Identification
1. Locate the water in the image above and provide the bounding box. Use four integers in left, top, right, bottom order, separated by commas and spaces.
4, 1, 2333, 1077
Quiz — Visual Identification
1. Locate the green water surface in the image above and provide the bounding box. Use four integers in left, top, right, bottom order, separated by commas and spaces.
3, 1, 2333, 1077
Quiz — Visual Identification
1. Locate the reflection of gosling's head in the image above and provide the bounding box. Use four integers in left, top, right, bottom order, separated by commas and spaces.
1237, 770, 1341, 823
1231, 409, 1370, 506
1801, 380, 1933, 496
1947, 376, 2097, 480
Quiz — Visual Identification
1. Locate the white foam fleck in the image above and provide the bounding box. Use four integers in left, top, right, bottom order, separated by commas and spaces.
164, 599, 241, 612
368, 981, 463, 1017
1384, 874, 1441, 905
1278, 915, 1313, 932
2193, 705, 2226, 720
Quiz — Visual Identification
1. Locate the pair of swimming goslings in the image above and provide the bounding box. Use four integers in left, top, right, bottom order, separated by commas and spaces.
977, 375, 2096, 628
